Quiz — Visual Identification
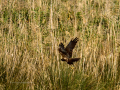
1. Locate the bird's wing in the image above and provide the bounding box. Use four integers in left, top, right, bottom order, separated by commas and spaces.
58, 43, 67, 55
65, 37, 79, 58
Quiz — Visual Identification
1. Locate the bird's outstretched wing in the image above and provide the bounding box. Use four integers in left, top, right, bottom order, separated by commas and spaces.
67, 58, 80, 65
58, 43, 67, 56
65, 37, 79, 58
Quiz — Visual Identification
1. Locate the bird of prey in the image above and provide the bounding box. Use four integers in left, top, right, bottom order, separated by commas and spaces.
58, 37, 80, 65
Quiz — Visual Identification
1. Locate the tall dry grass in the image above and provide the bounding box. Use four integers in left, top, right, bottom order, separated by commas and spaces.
0, 0, 120, 89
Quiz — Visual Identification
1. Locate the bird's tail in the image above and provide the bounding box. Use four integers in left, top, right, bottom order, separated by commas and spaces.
67, 58, 80, 64
70, 58, 80, 61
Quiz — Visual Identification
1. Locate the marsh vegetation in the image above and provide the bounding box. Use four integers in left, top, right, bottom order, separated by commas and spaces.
0, 0, 120, 89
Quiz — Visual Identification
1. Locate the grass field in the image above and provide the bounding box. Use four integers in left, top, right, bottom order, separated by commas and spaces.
0, 0, 120, 90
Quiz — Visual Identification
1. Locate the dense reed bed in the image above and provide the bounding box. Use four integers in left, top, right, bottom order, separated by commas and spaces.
0, 0, 120, 89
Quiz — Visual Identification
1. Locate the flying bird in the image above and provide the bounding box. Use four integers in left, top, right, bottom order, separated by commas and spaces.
58, 37, 80, 65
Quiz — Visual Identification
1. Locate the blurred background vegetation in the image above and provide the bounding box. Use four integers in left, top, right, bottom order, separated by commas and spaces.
0, 0, 120, 89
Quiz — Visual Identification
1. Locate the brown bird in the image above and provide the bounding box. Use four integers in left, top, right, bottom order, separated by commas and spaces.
58, 37, 80, 65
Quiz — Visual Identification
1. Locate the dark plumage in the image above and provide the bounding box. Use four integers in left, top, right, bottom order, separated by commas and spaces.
58, 37, 80, 65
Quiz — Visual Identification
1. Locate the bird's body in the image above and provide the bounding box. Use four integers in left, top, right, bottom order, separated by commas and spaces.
58, 37, 80, 65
